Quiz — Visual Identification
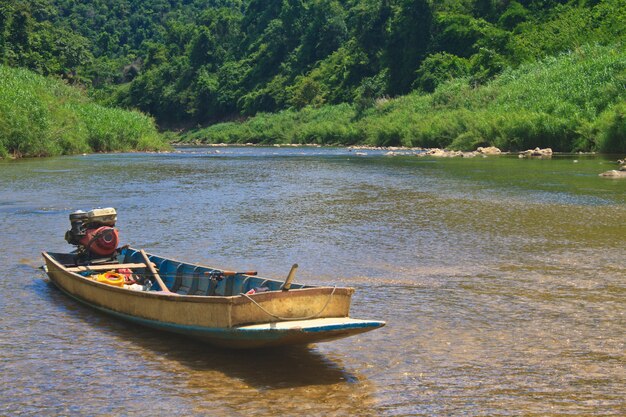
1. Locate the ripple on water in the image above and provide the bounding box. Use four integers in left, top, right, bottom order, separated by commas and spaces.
1, 149, 625, 416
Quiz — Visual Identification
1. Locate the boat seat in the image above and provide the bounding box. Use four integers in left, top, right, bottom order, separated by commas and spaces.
170, 263, 185, 292
189, 268, 205, 295
177, 266, 201, 295
225, 278, 234, 297
193, 273, 211, 295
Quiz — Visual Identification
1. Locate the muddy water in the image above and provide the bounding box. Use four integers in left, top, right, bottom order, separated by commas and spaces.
1, 147, 624, 416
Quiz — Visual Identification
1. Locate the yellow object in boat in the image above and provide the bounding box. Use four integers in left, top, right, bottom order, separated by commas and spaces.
95, 271, 125, 287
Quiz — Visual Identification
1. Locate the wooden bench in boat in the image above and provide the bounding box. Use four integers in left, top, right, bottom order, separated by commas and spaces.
66, 262, 155, 272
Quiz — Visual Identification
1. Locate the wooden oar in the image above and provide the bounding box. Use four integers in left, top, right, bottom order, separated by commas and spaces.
223, 270, 257, 276
139, 249, 172, 293
282, 264, 298, 291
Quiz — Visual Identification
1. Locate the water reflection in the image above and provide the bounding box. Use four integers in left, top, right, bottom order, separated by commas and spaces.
37, 280, 379, 416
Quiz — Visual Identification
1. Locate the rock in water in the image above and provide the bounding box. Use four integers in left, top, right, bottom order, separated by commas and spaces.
599, 170, 626, 178
476, 146, 501, 155
520, 147, 553, 157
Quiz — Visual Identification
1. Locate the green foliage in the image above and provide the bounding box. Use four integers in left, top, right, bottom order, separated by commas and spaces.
498, 1, 529, 30
288, 76, 326, 110
354, 71, 389, 115
181, 44, 626, 153
0, 65, 167, 158
71, 103, 164, 153
595, 102, 626, 154
432, 13, 484, 58
415, 53, 471, 92
385, 0, 433, 95
511, 0, 626, 60
2, 0, 626, 157
0, 1, 94, 81
183, 103, 359, 146
298, 0, 348, 68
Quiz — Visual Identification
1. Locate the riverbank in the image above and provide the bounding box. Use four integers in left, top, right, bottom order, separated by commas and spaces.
4, 44, 626, 159
178, 44, 626, 154
169, 143, 626, 178
172, 142, 590, 158
0, 65, 169, 159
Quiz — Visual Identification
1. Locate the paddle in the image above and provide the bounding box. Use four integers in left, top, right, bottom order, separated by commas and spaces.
139, 249, 173, 294
281, 263, 299, 291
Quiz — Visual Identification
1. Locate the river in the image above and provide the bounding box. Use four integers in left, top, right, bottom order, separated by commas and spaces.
1, 147, 624, 416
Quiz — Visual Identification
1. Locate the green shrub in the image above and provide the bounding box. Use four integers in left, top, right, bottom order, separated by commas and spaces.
498, 1, 529, 30
595, 102, 626, 154
180, 43, 626, 153
0, 65, 168, 158
415, 53, 471, 93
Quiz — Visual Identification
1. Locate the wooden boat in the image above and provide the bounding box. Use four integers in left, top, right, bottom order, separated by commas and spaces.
42, 247, 385, 348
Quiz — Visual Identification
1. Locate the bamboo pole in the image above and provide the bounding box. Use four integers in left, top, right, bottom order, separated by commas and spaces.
140, 249, 172, 293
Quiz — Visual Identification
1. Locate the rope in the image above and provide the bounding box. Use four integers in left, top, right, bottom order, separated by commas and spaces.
239, 286, 337, 321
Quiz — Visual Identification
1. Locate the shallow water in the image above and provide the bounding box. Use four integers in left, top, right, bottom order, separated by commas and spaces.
1, 147, 624, 416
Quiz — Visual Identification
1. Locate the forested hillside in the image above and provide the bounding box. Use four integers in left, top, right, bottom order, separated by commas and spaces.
1, 0, 626, 152
2, 1, 624, 122
183, 44, 626, 153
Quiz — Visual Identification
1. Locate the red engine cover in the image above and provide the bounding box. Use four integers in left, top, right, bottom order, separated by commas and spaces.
79, 226, 119, 256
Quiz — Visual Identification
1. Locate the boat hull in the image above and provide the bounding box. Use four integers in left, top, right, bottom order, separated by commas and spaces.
42, 251, 384, 348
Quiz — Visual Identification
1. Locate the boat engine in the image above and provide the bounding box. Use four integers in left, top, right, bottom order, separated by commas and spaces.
65, 208, 119, 257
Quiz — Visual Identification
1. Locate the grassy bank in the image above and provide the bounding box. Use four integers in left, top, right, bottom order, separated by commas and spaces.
0, 66, 169, 158
181, 44, 626, 154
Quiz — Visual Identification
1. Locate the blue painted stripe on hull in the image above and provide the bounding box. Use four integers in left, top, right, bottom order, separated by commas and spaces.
289, 321, 384, 333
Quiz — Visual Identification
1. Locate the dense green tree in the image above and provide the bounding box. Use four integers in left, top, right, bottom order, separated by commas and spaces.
432, 13, 482, 58
189, 27, 216, 69
0, 4, 10, 57
8, 6, 31, 62
348, 0, 390, 66
385, 0, 433, 95
415, 52, 470, 92
1, 0, 625, 130
288, 75, 325, 109
498, 1, 529, 30
298, 0, 348, 68
472, 0, 499, 21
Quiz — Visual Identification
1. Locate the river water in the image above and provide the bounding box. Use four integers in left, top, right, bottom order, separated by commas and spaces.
1, 147, 624, 416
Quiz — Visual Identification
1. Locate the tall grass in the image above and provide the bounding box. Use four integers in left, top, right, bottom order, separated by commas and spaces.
182, 104, 360, 145
0, 65, 168, 158
181, 44, 626, 153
